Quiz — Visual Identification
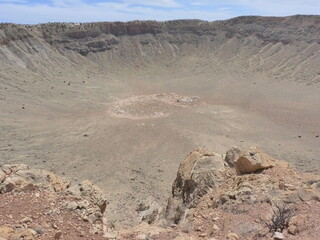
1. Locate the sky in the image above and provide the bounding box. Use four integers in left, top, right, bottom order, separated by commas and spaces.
0, 0, 319, 24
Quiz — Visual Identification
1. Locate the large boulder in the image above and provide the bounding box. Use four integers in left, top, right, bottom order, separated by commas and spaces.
235, 146, 275, 174
172, 147, 225, 207
0, 164, 70, 193
164, 147, 225, 224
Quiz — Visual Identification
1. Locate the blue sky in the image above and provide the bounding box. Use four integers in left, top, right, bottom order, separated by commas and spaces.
0, 0, 319, 24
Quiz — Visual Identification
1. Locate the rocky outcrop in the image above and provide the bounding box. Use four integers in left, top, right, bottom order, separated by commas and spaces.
159, 146, 320, 240
0, 164, 107, 239
0, 164, 70, 193
136, 197, 162, 225
37, 16, 320, 49
164, 147, 225, 225
171, 147, 225, 207
64, 180, 108, 234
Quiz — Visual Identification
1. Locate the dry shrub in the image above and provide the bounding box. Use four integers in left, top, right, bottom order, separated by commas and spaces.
266, 204, 295, 233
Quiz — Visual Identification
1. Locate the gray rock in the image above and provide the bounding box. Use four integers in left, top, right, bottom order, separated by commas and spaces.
33, 227, 44, 235
66, 180, 107, 214
0, 183, 15, 193
64, 201, 78, 210
104, 232, 118, 239
225, 147, 241, 167
141, 208, 159, 224
21, 217, 32, 223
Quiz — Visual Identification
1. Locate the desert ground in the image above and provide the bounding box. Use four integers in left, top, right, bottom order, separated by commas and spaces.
0, 16, 319, 228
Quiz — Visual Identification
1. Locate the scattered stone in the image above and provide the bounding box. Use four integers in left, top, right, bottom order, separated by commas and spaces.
0, 183, 15, 193
141, 208, 159, 224
33, 227, 44, 235
273, 231, 284, 239
88, 213, 100, 223
64, 201, 78, 210
104, 232, 118, 239
28, 229, 37, 236
47, 208, 61, 216
90, 224, 103, 235
226, 232, 239, 240
79, 231, 85, 237
176, 96, 199, 104
173, 236, 185, 240
51, 223, 58, 229
199, 232, 207, 237
136, 234, 148, 240
54, 231, 62, 240
212, 216, 219, 221
21, 183, 36, 191
211, 224, 219, 231
288, 215, 307, 235
21, 217, 32, 223
136, 202, 150, 212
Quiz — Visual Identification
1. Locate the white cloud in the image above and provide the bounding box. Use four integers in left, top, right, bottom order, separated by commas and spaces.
0, 0, 230, 23
0, 2, 232, 23
0, 0, 319, 24
0, 0, 26, 3
187, 0, 320, 16
124, 0, 181, 8
50, 0, 85, 7
229, 0, 317, 15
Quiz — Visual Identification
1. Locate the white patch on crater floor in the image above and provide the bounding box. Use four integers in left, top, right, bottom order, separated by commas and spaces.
109, 93, 200, 120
